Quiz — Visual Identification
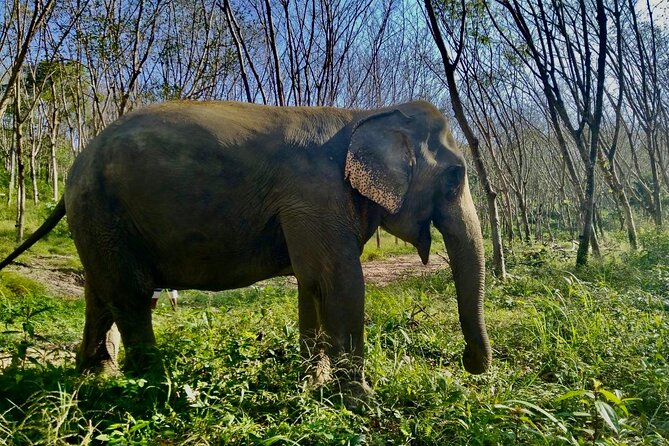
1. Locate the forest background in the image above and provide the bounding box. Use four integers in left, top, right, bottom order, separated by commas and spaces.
0, 0, 667, 265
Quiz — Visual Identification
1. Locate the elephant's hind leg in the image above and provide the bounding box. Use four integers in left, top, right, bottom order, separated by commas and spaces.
70, 197, 159, 374
77, 281, 121, 374
106, 281, 157, 374
78, 267, 158, 375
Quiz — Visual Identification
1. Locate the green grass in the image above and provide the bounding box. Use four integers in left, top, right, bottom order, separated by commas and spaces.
0, 224, 667, 444
361, 227, 444, 261
0, 200, 79, 269
361, 228, 416, 261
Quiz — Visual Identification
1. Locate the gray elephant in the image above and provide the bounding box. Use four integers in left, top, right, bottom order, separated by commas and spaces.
0, 100, 491, 391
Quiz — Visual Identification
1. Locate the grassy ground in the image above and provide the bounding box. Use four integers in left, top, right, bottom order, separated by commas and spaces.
0, 220, 667, 445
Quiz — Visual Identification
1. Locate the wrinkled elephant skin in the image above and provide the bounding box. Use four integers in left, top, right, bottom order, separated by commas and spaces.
0, 100, 492, 392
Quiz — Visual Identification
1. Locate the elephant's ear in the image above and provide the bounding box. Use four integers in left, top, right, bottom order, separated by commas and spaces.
345, 110, 416, 214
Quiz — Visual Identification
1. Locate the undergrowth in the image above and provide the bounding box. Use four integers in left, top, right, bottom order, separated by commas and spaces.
0, 230, 666, 444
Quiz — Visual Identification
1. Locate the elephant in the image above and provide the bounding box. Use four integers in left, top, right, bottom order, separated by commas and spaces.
0, 100, 491, 394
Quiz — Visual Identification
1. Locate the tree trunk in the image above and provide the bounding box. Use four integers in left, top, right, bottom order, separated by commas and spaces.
594, 205, 605, 239
425, 0, 506, 278
576, 0, 607, 266
517, 194, 531, 243
604, 0, 638, 250
487, 192, 506, 277
577, 165, 600, 264
30, 146, 38, 204
566, 203, 575, 239
502, 190, 514, 246
50, 129, 59, 200
648, 136, 663, 227
546, 205, 555, 242
590, 224, 601, 258
14, 78, 26, 243
264, 0, 285, 106
50, 82, 60, 200
7, 148, 15, 206
620, 191, 637, 249
599, 157, 637, 249
222, 0, 253, 103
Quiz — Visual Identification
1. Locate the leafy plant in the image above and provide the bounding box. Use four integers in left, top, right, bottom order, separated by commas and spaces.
0, 290, 53, 370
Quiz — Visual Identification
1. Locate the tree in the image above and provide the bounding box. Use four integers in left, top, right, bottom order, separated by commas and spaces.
619, 0, 666, 228
600, 0, 638, 249
492, 0, 608, 266
0, 0, 57, 121
424, 0, 507, 278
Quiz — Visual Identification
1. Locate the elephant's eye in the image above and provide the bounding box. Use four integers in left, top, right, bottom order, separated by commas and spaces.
440, 165, 465, 198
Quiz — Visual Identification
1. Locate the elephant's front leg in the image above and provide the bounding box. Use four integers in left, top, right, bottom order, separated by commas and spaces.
319, 272, 367, 394
298, 268, 367, 393
298, 287, 331, 385
285, 220, 369, 396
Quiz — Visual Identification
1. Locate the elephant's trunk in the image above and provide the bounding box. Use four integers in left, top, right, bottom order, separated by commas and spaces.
435, 183, 491, 374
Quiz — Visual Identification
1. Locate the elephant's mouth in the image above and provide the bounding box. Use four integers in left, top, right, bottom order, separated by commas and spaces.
416, 221, 432, 265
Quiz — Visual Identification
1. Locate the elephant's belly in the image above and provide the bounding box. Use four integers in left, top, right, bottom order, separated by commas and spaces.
153, 240, 293, 292
128, 204, 293, 291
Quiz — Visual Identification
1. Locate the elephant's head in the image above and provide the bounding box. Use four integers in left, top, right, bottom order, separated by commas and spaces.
345, 101, 491, 374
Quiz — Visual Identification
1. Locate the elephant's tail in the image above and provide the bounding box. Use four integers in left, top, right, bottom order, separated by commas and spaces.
0, 198, 66, 270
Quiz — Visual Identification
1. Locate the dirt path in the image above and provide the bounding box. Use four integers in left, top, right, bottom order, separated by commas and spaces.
4, 253, 449, 298
6, 256, 84, 298
361, 253, 448, 286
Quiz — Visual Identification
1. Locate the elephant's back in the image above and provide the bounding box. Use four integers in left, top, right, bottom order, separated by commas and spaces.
64, 101, 353, 262
65, 99, 356, 231
70, 101, 354, 168
66, 102, 268, 190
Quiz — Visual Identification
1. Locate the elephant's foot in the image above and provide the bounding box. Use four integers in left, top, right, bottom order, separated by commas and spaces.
76, 354, 120, 375
308, 351, 332, 387
320, 374, 372, 412
331, 357, 372, 410
340, 379, 373, 411
77, 324, 121, 375
122, 344, 162, 376
307, 352, 372, 411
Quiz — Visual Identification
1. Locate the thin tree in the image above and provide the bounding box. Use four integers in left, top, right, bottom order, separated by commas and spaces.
492, 0, 608, 266
600, 0, 638, 249
424, 0, 506, 278
620, 0, 665, 227
263, 0, 285, 106
221, 0, 255, 103
0, 0, 56, 120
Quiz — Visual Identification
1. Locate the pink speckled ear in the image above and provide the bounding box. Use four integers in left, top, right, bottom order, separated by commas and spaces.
345, 110, 415, 214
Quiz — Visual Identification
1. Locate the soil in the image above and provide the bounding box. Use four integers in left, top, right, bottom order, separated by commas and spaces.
7, 256, 85, 298
360, 253, 448, 286
4, 253, 450, 298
